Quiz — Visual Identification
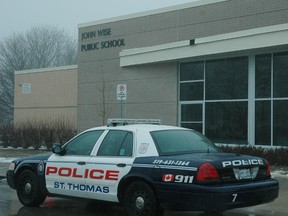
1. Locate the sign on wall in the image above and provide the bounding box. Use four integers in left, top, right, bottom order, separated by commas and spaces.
81, 27, 126, 52
117, 84, 127, 101
21, 83, 31, 94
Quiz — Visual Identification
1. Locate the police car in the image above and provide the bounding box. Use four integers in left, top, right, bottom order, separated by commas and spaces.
6, 119, 279, 216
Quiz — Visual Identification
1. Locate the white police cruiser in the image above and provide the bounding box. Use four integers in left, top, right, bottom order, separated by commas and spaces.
6, 119, 279, 216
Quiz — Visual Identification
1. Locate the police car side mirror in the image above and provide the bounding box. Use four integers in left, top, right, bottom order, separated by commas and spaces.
52, 143, 63, 155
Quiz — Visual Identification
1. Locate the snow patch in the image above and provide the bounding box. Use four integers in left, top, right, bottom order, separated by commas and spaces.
0, 157, 15, 163
0, 178, 7, 183
271, 170, 288, 179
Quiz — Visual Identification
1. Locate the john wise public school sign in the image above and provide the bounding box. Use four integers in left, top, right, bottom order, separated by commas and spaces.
81, 28, 125, 52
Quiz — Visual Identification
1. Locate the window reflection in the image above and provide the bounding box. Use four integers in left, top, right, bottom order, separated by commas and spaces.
205, 102, 248, 144
180, 61, 204, 81
273, 52, 288, 98
181, 104, 203, 133
181, 104, 202, 122
180, 82, 203, 101
180, 57, 248, 144
180, 52, 288, 147
206, 57, 248, 100
255, 54, 271, 98
255, 101, 271, 145
273, 100, 288, 146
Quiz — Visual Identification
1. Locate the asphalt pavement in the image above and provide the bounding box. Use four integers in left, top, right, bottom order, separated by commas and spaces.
0, 162, 9, 179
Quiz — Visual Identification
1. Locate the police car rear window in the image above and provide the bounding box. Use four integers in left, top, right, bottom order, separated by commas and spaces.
150, 130, 219, 156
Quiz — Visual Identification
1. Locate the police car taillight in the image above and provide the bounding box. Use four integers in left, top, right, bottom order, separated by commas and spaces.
196, 162, 220, 183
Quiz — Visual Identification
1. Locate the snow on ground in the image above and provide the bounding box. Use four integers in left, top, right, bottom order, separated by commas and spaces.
0, 178, 7, 183
271, 170, 288, 179
0, 157, 16, 163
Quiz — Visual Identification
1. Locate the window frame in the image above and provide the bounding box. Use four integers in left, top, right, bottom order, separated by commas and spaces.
62, 130, 105, 156
96, 130, 134, 157
179, 51, 288, 147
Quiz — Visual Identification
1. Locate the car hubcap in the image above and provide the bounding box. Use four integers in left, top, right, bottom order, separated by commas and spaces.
135, 196, 145, 210
24, 182, 32, 195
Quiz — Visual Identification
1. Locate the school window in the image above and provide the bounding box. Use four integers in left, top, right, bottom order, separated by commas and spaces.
180, 52, 288, 147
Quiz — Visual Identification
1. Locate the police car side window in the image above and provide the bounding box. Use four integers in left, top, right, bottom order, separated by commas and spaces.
64, 130, 104, 156
120, 133, 133, 156
97, 130, 133, 156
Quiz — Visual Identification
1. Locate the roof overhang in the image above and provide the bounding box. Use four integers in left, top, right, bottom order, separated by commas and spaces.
120, 23, 288, 67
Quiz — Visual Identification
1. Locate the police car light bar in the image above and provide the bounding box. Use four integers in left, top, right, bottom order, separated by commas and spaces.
107, 118, 161, 126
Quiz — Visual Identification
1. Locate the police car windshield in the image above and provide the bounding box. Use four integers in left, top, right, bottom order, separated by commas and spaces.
150, 130, 219, 156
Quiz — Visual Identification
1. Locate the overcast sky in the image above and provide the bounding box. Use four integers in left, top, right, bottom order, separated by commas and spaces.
0, 0, 198, 40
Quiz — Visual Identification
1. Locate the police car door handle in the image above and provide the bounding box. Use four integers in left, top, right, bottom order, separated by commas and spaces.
117, 163, 126, 168
77, 161, 86, 166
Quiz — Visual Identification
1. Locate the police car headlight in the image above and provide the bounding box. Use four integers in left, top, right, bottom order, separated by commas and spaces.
8, 163, 15, 171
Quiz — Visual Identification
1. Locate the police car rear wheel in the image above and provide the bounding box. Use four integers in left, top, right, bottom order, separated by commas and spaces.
124, 181, 163, 216
16, 170, 46, 207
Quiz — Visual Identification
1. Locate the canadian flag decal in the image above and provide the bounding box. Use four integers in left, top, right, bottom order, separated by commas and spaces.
162, 174, 175, 182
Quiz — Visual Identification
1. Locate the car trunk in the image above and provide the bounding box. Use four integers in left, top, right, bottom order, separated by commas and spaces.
175, 152, 270, 184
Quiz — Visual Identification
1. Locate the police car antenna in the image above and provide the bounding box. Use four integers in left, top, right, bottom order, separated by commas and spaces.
107, 118, 161, 127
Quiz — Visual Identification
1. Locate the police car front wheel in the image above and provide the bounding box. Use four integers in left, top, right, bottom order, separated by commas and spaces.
124, 181, 163, 216
16, 170, 46, 207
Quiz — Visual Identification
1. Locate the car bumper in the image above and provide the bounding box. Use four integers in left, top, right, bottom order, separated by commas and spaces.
156, 178, 279, 211
6, 170, 16, 189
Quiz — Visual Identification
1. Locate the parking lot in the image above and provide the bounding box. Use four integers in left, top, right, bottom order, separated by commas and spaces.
1, 164, 287, 216
1, 149, 287, 216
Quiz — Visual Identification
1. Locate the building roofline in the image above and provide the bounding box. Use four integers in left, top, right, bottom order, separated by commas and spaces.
78, 0, 226, 28
15, 65, 78, 75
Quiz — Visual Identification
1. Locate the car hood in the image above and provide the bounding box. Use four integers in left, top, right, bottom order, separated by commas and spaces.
12, 152, 52, 164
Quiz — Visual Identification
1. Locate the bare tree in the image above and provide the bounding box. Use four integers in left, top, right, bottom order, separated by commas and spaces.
25, 25, 77, 67
95, 64, 113, 125
96, 81, 113, 125
0, 25, 78, 124
0, 33, 27, 123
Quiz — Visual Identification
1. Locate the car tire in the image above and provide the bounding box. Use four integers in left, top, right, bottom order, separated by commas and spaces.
124, 181, 163, 216
16, 170, 46, 207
